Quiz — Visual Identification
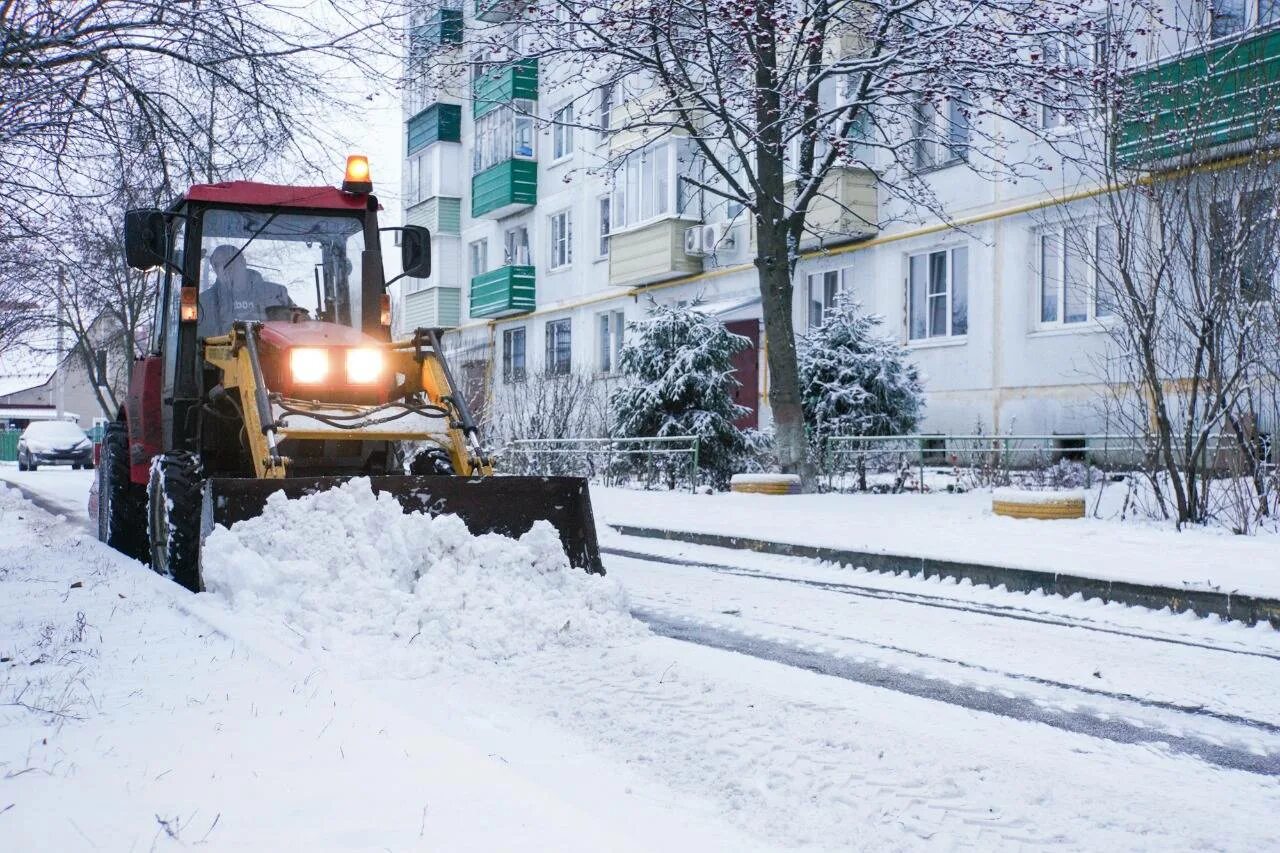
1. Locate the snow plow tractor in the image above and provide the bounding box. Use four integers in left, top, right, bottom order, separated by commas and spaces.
92, 157, 603, 590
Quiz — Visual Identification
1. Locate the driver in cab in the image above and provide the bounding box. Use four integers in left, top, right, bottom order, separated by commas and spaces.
198, 244, 296, 338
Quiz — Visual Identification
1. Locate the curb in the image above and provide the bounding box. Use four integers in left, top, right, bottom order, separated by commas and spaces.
608, 524, 1280, 629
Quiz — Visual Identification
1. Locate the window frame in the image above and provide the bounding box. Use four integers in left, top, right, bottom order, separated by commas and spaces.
911, 91, 969, 172
503, 225, 530, 266
502, 326, 527, 383
596, 309, 625, 374
1035, 224, 1118, 330
907, 245, 969, 342
545, 317, 572, 376
551, 102, 575, 163
597, 195, 611, 258
468, 238, 488, 278
548, 209, 573, 270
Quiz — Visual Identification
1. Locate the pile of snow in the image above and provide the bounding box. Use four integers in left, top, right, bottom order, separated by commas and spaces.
991, 487, 1086, 505
202, 478, 643, 672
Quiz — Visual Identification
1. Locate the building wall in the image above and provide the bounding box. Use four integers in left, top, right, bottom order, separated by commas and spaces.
405, 0, 1264, 439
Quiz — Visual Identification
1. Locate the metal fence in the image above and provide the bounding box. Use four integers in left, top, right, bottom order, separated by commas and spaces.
0, 431, 17, 462
821, 432, 1262, 492
499, 435, 702, 492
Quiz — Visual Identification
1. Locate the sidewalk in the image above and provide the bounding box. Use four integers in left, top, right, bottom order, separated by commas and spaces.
591, 487, 1280, 626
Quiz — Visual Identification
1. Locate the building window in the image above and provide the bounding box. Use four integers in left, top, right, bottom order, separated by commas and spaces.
1039, 35, 1093, 130
504, 225, 530, 266
552, 104, 574, 161
469, 239, 488, 277
598, 82, 614, 141
405, 152, 432, 206
597, 196, 611, 257
807, 270, 840, 328
597, 310, 625, 373
1038, 226, 1117, 326
908, 246, 968, 340
549, 210, 573, 269
545, 318, 572, 375
502, 326, 526, 382
912, 93, 968, 171
1211, 190, 1276, 302
611, 139, 699, 230
472, 99, 536, 174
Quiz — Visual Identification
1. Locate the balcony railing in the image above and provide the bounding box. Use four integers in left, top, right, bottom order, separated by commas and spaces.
471, 158, 537, 218
473, 58, 538, 118
406, 103, 462, 154
1116, 25, 1280, 167
469, 265, 536, 318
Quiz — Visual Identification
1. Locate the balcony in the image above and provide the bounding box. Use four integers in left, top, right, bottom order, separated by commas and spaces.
475, 0, 522, 23
1116, 25, 1280, 168
470, 265, 535, 318
788, 166, 878, 249
406, 103, 461, 154
471, 158, 537, 218
410, 9, 463, 51
608, 218, 703, 288
402, 286, 462, 331
473, 58, 538, 118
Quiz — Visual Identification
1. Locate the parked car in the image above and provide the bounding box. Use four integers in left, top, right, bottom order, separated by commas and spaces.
17, 420, 94, 471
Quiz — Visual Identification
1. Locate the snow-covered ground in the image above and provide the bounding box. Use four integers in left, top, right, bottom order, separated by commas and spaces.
3, 468, 1279, 850
592, 486, 1280, 598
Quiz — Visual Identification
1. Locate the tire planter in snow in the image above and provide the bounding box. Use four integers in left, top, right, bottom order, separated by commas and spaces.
991, 488, 1086, 520
730, 473, 802, 495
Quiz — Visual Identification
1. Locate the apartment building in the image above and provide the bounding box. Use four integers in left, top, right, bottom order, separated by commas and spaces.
398, 0, 1280, 437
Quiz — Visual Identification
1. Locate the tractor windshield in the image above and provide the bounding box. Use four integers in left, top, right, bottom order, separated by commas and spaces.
197, 208, 366, 337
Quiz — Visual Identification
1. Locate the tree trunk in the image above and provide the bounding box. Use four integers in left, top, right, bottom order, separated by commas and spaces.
755, 222, 808, 481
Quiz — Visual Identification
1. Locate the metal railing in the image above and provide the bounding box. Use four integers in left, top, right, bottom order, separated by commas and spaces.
499, 435, 702, 492
821, 433, 1261, 491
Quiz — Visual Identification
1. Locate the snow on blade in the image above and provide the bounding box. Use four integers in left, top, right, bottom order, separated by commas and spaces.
202, 478, 643, 671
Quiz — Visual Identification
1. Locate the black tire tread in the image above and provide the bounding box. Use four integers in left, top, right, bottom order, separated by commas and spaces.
148, 452, 203, 592
102, 423, 148, 561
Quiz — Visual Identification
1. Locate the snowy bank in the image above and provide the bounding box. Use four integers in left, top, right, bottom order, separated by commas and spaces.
593, 487, 1280, 598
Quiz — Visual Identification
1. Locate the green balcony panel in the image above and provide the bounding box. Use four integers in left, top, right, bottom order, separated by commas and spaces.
1117, 27, 1280, 167
470, 265, 535, 318
471, 159, 538, 218
406, 103, 462, 154
475, 0, 519, 23
473, 58, 539, 118
410, 9, 463, 52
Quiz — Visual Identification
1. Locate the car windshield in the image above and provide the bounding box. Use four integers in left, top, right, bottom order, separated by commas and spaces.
198, 209, 366, 335
23, 421, 87, 443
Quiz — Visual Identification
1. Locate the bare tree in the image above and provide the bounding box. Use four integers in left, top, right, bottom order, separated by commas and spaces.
442, 0, 1144, 482
1070, 14, 1280, 531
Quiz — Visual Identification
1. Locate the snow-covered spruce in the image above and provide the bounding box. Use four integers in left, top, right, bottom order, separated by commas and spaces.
611, 300, 750, 489
201, 478, 643, 672
798, 294, 924, 446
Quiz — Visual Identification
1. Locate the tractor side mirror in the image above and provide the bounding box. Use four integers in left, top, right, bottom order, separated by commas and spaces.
401, 225, 431, 280
124, 209, 167, 271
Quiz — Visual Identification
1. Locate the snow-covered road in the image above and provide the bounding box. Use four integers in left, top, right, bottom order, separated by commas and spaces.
3, 468, 1278, 851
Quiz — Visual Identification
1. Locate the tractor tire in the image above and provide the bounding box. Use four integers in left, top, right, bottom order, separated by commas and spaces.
147, 452, 204, 592
410, 447, 455, 476
100, 422, 148, 562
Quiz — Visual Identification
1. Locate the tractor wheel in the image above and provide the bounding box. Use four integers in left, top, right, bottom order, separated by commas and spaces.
410, 447, 455, 476
101, 422, 148, 561
147, 452, 204, 592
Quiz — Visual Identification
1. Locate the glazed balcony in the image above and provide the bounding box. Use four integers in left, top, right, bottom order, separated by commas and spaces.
473, 58, 538, 118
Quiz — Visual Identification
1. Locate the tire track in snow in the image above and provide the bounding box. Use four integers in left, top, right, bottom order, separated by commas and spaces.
634, 607, 1280, 777
604, 545, 1280, 662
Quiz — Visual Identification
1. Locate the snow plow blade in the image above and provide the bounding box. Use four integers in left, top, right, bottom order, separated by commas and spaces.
200, 475, 605, 574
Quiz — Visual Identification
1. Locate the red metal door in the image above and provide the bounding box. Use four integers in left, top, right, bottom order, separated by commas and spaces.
725, 319, 760, 431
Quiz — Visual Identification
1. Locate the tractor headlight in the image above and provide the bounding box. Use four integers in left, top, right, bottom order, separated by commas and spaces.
345, 348, 384, 384
290, 347, 330, 384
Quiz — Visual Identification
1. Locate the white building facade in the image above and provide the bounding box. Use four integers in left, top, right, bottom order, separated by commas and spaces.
397, 0, 1280, 438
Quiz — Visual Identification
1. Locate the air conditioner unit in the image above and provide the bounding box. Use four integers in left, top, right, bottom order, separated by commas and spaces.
684, 225, 707, 257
